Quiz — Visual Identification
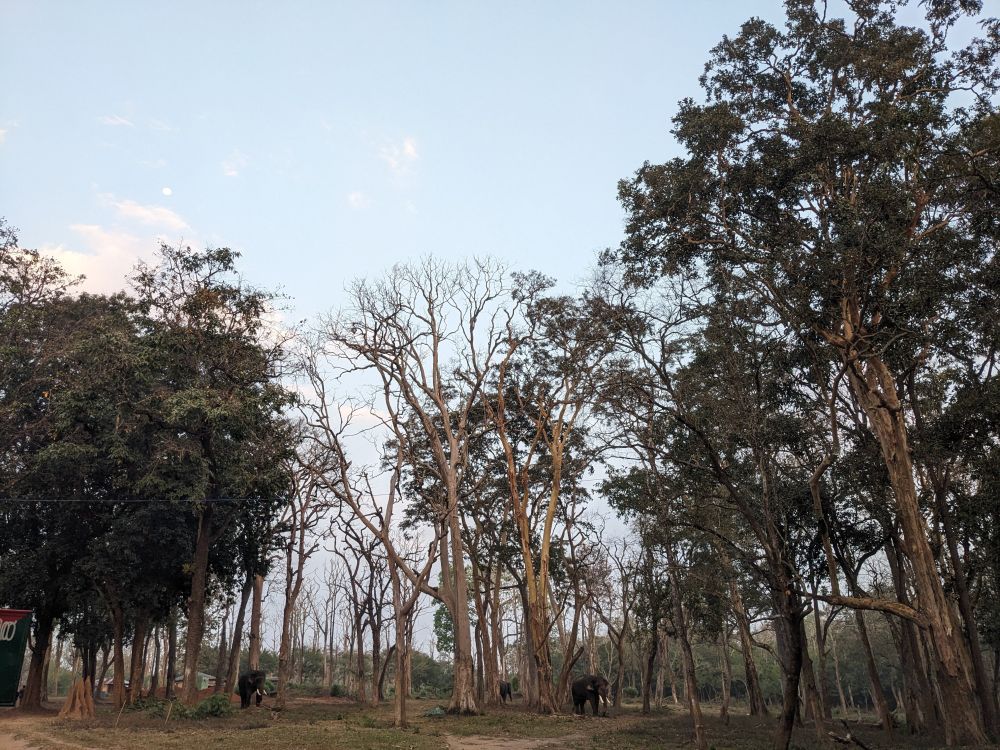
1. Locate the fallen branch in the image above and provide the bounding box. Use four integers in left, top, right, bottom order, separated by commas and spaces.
813, 593, 927, 627
828, 720, 873, 749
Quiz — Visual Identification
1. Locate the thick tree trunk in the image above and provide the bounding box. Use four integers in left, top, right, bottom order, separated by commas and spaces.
22, 609, 55, 709
642, 634, 658, 714
885, 536, 937, 732
846, 357, 986, 745
127, 613, 149, 704
39, 637, 51, 703
181, 505, 213, 704
930, 482, 998, 737
770, 580, 805, 750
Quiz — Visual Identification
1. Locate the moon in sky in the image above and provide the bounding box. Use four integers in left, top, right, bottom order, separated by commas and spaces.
162, 187, 173, 196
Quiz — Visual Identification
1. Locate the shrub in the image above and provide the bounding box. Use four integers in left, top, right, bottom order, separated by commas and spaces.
330, 683, 346, 697
192, 693, 235, 718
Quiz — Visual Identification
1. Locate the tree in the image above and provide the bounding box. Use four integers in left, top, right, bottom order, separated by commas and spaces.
485, 287, 611, 713
320, 258, 516, 714
611, 1, 999, 743
130, 244, 294, 704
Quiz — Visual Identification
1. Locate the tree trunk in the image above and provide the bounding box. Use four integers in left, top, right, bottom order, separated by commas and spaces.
181, 505, 214, 704
929, 482, 998, 737
730, 579, 768, 716
391, 566, 410, 727
846, 357, 986, 744
51, 632, 64, 698
811, 597, 831, 719
225, 574, 253, 695
798, 619, 824, 735
854, 608, 893, 735
719, 628, 733, 724
830, 631, 848, 717
885, 536, 937, 732
213, 612, 228, 694
127, 613, 149, 704
248, 573, 264, 671
95, 646, 111, 699
642, 633, 658, 714
22, 609, 55, 709
772, 586, 804, 750
110, 603, 126, 708
39, 637, 51, 703
165, 610, 177, 700
667, 543, 707, 750
149, 626, 161, 697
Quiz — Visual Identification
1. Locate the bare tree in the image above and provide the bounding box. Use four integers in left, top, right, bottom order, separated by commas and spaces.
317, 258, 516, 714
274, 439, 334, 709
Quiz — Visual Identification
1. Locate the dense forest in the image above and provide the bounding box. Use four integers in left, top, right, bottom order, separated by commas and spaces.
2, 2, 998, 748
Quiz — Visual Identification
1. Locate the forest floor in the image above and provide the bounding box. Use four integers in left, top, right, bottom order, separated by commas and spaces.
0, 695, 994, 750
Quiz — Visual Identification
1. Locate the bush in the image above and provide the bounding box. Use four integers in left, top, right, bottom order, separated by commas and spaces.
622, 686, 639, 700
330, 683, 347, 698
126, 697, 168, 716
192, 694, 235, 718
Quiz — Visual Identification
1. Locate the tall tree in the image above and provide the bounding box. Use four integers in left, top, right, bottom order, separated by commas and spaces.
320, 258, 514, 714
130, 244, 294, 704
611, 1, 999, 743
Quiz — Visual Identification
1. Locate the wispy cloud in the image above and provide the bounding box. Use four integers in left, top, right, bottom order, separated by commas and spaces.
148, 118, 174, 132
0, 129, 7, 145
99, 194, 189, 232
347, 191, 369, 210
99, 114, 134, 127
379, 136, 419, 176
222, 149, 248, 177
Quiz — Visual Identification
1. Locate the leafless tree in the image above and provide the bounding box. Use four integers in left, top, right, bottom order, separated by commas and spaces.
315, 258, 517, 714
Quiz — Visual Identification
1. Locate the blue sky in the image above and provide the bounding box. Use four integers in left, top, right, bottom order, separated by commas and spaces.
0, 0, 788, 318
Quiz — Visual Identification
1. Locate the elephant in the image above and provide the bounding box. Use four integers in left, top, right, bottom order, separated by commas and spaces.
499, 680, 512, 703
238, 670, 267, 709
571, 674, 610, 716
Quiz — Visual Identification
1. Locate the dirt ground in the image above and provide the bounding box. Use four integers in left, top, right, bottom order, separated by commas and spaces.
0, 695, 993, 750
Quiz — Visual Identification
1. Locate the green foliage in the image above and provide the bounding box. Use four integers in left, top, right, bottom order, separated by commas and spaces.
191, 693, 236, 718
432, 604, 455, 656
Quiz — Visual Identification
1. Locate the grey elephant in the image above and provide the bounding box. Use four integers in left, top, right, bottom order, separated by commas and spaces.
238, 670, 267, 708
571, 674, 610, 716
499, 680, 512, 703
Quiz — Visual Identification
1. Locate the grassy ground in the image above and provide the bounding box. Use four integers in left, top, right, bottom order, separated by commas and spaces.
0, 695, 994, 750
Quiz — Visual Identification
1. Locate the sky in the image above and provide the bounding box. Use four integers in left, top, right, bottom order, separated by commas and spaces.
0, 0, 790, 319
